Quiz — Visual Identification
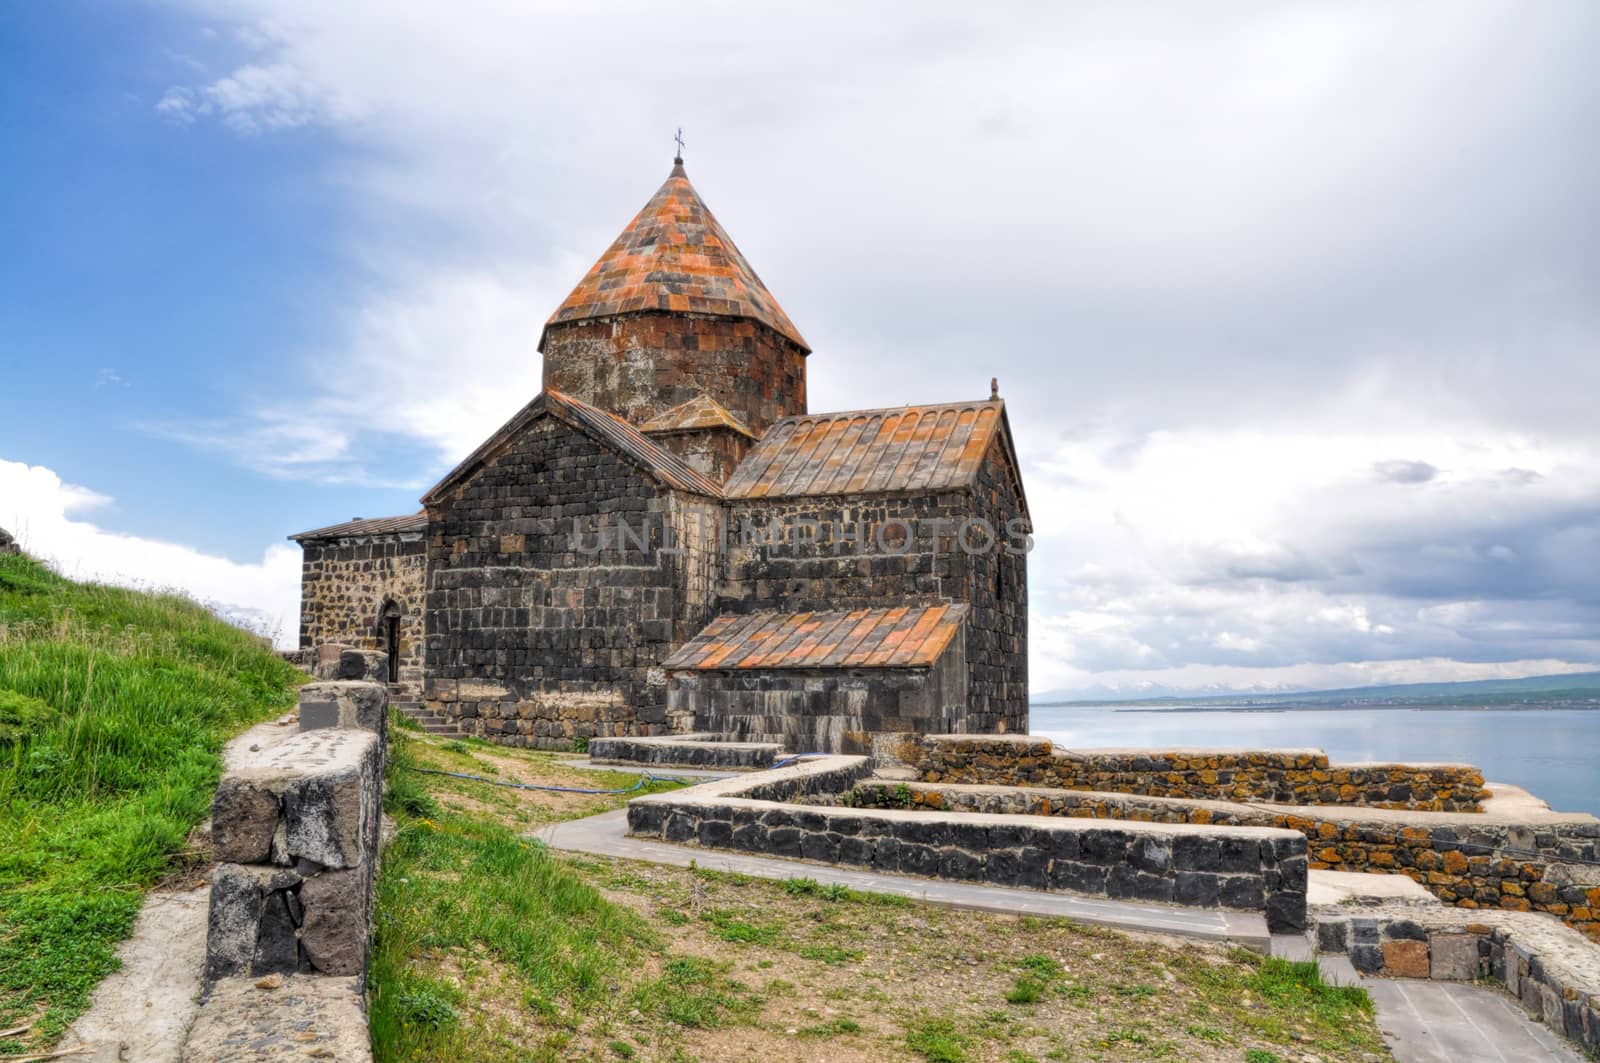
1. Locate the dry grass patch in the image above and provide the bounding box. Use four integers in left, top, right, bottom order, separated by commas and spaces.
373, 732, 1390, 1063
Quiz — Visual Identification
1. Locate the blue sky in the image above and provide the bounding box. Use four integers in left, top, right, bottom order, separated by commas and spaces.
0, 4, 426, 558
2, 2, 1597, 695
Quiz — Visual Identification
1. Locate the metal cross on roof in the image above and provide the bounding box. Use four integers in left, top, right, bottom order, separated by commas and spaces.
674, 127, 685, 160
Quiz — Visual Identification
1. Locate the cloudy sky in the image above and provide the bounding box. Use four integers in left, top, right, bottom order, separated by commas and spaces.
2, 1, 1596, 695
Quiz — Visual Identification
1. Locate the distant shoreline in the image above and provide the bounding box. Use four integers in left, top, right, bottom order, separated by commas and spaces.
1032, 701, 1600, 713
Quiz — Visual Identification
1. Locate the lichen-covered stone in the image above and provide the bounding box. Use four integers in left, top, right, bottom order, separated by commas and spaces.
211, 780, 280, 865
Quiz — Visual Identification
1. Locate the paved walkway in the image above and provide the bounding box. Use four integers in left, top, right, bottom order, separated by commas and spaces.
1270, 933, 1585, 1062
535, 809, 1270, 949
1361, 978, 1584, 1062
56, 713, 303, 1063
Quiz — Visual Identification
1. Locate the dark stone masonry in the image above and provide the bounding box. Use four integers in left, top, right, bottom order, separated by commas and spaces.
292, 158, 1030, 751
910, 734, 1488, 811
625, 756, 1309, 933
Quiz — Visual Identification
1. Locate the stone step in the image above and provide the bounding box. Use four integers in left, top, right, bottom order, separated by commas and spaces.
422, 723, 461, 735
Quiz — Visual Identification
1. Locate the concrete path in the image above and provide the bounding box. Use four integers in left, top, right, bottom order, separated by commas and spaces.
1267, 933, 1585, 1062
56, 713, 303, 1063
1361, 977, 1585, 1062
535, 809, 1271, 950
54, 887, 211, 1063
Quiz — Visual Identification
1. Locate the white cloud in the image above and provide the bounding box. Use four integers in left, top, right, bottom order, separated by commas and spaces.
141, 0, 1599, 691
157, 61, 358, 133
0, 459, 301, 649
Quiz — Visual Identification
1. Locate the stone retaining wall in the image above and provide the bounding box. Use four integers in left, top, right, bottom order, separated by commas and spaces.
910, 735, 1488, 811
1310, 902, 1600, 1053
833, 778, 1600, 941
626, 757, 1309, 932
589, 732, 781, 770
205, 682, 387, 984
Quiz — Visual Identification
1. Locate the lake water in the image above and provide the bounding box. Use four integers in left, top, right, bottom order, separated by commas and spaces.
1028, 705, 1600, 818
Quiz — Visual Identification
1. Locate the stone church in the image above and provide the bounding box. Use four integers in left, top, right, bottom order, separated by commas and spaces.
291, 156, 1030, 752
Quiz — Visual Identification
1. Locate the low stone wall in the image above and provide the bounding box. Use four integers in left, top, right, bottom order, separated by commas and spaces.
206, 683, 386, 981
589, 732, 781, 770
833, 778, 1600, 941
626, 757, 1310, 932
437, 682, 643, 750
189, 682, 387, 1061
910, 735, 1489, 811
1310, 902, 1600, 1053
204, 681, 385, 979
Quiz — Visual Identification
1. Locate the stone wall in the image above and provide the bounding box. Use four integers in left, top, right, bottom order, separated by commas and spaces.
297, 531, 426, 689
718, 440, 1029, 734
626, 756, 1309, 932
667, 636, 969, 753
206, 682, 387, 983
912, 735, 1487, 811
838, 777, 1600, 941
644, 425, 752, 485
424, 416, 720, 748
590, 733, 782, 770
541, 313, 808, 438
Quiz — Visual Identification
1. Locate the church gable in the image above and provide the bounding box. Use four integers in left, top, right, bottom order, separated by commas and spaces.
421, 389, 722, 508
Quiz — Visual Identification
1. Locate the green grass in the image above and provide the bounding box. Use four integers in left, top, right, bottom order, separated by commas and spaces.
370, 735, 688, 1060
906, 1015, 970, 1062
0, 552, 302, 1048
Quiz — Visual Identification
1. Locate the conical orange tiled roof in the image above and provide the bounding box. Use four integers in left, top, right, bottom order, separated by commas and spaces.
539, 159, 808, 352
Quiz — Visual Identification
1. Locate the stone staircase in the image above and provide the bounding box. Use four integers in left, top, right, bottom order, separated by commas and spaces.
390, 697, 462, 736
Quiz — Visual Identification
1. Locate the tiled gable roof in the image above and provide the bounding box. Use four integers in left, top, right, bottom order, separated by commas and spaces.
723, 400, 1023, 505
421, 389, 723, 505
638, 393, 757, 438
289, 512, 427, 542
663, 604, 968, 671
539, 160, 808, 352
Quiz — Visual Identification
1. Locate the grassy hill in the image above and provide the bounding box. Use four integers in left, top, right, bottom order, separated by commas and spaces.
0, 551, 302, 1051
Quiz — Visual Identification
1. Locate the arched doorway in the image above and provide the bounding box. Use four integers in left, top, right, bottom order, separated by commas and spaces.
379, 600, 403, 684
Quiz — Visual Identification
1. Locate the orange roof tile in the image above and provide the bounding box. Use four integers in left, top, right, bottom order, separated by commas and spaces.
662, 604, 968, 671
540, 160, 808, 352
723, 400, 1016, 501
638, 393, 757, 438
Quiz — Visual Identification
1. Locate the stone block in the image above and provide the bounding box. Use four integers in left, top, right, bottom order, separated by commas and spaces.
205, 864, 302, 983
1428, 933, 1480, 980
252, 891, 300, 976
281, 763, 374, 871
300, 869, 370, 977
1219, 875, 1263, 910
227, 728, 380, 870
1266, 888, 1306, 933
1174, 872, 1220, 908
212, 780, 280, 864
1349, 944, 1383, 974
1316, 918, 1349, 953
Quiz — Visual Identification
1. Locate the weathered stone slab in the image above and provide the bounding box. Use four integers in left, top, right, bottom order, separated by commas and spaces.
182, 974, 371, 1062
205, 864, 303, 982
223, 728, 380, 871
299, 869, 370, 977
1430, 932, 1482, 980
211, 780, 280, 864
299, 680, 387, 735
